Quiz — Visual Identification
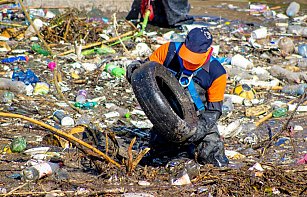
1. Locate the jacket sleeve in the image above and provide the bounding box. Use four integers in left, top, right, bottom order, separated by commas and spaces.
149, 42, 170, 65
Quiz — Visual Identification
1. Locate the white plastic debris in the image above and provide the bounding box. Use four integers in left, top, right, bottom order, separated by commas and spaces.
138, 180, 151, 186
171, 172, 191, 186
122, 193, 154, 197
231, 54, 253, 69
218, 119, 243, 138
249, 162, 264, 171
130, 120, 153, 129
225, 150, 246, 160
131, 43, 152, 57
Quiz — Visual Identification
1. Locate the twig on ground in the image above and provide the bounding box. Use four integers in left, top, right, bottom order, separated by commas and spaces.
0, 112, 122, 168
127, 137, 136, 174
261, 92, 306, 156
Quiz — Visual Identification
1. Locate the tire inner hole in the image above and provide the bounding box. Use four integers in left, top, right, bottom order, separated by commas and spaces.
156, 76, 184, 119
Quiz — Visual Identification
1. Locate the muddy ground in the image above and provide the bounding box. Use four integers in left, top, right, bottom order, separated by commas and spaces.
0, 0, 306, 197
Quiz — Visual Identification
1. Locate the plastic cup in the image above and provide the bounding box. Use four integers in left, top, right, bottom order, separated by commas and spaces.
251, 27, 267, 40
231, 54, 253, 69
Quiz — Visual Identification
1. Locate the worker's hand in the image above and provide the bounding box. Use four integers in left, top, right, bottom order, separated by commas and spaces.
187, 110, 221, 143
126, 60, 142, 83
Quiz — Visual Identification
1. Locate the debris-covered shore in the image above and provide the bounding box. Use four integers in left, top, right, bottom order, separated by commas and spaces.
0, 0, 306, 196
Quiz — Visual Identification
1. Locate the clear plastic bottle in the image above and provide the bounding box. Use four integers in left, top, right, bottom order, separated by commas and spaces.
298, 44, 307, 58
2, 91, 14, 103
24, 18, 43, 38
75, 90, 87, 103
21, 162, 60, 181
282, 84, 307, 95
286, 1, 300, 17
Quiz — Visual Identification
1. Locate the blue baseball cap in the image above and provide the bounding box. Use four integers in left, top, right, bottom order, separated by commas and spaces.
179, 27, 213, 66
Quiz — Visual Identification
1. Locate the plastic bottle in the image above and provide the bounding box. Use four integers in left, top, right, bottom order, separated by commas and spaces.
75, 90, 87, 103
2, 91, 14, 103
278, 37, 295, 56
31, 43, 50, 56
10, 137, 27, 153
286, 2, 300, 17
272, 107, 288, 118
222, 97, 234, 115
53, 110, 75, 126
74, 101, 98, 110
169, 159, 200, 186
21, 161, 60, 181
281, 84, 307, 95
1, 56, 28, 64
24, 18, 43, 38
75, 114, 91, 125
105, 64, 125, 77
298, 44, 307, 58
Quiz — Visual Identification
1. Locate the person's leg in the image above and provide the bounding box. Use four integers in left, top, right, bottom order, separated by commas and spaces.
196, 125, 229, 167
149, 126, 182, 158
126, 0, 142, 20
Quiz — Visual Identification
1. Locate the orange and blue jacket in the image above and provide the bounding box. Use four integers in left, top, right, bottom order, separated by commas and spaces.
149, 42, 227, 113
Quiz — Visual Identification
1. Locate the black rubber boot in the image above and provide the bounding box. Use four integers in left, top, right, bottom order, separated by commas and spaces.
196, 128, 229, 167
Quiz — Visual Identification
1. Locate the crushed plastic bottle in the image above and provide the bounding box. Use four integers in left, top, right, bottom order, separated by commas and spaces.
10, 137, 27, 153
1, 56, 28, 64
222, 97, 234, 115
24, 18, 43, 38
105, 64, 125, 77
168, 159, 200, 186
286, 1, 300, 17
2, 91, 14, 103
12, 69, 39, 85
298, 44, 307, 58
272, 107, 288, 118
21, 161, 67, 181
31, 43, 50, 56
75, 90, 87, 103
281, 84, 307, 95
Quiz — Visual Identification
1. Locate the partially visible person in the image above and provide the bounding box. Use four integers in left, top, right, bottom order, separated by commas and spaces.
127, 27, 229, 167
126, 0, 193, 27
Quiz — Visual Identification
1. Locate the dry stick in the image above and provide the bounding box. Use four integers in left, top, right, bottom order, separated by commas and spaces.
261, 92, 307, 156
250, 97, 302, 151
52, 66, 83, 114
255, 97, 298, 127
127, 137, 136, 173
113, 13, 130, 55
18, 0, 53, 55
58, 30, 135, 56
4, 183, 28, 197
63, 19, 71, 41
132, 148, 150, 170
0, 112, 122, 168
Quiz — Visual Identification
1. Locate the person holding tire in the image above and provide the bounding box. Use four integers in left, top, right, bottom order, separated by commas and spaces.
127, 27, 229, 167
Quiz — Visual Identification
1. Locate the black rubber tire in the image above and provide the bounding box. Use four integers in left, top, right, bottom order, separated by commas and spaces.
131, 61, 198, 143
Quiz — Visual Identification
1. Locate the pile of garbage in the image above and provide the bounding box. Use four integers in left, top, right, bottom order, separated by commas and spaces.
0, 1, 306, 196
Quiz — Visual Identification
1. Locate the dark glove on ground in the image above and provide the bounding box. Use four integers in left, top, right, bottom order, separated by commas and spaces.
126, 60, 142, 83
187, 110, 221, 144
197, 130, 229, 167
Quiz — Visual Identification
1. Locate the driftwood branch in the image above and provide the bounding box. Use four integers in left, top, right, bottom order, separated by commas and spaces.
0, 112, 122, 168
